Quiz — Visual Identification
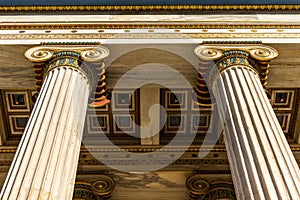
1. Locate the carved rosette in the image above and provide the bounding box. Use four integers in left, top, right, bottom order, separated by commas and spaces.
193, 42, 278, 105
24, 43, 111, 107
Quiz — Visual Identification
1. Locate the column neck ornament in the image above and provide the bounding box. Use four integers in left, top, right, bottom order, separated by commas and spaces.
193, 41, 278, 104
24, 42, 110, 107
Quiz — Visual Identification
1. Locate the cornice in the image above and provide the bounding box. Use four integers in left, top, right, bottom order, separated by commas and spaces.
0, 5, 300, 13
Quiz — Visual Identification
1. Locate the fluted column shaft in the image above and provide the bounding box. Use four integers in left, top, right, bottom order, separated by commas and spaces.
215, 66, 300, 199
0, 44, 109, 200
195, 44, 300, 200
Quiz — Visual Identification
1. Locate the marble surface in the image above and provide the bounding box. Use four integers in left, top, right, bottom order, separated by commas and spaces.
110, 171, 190, 200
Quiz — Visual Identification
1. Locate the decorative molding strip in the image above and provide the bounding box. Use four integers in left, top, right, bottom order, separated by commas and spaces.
3, 24, 300, 30
0, 147, 17, 153
79, 145, 227, 152
3, 33, 300, 41
0, 5, 300, 13
1, 145, 300, 153
41, 41, 100, 46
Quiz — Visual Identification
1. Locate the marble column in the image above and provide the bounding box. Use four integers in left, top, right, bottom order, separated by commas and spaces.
0, 44, 109, 200
194, 43, 300, 200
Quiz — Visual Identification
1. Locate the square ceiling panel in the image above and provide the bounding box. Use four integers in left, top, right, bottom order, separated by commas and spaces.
1, 89, 35, 140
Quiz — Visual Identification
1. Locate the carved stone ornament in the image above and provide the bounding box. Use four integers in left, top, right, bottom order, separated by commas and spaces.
193, 42, 278, 94
81, 48, 110, 63
24, 48, 53, 62
91, 176, 115, 196
249, 46, 279, 62
24, 45, 110, 63
186, 174, 210, 195
24, 43, 111, 108
194, 47, 223, 61
73, 175, 115, 199
194, 43, 278, 62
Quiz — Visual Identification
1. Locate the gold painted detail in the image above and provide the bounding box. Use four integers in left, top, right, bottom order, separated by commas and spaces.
194, 44, 278, 63
249, 46, 279, 61
25, 46, 107, 90
3, 24, 300, 30
41, 41, 100, 46
186, 175, 210, 195
186, 181, 237, 200
24, 45, 109, 63
91, 177, 115, 196
215, 53, 257, 73
74, 175, 115, 199
0, 5, 300, 12
25, 49, 53, 62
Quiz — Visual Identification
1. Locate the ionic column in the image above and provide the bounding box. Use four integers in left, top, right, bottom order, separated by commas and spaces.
0, 44, 109, 200
194, 43, 300, 200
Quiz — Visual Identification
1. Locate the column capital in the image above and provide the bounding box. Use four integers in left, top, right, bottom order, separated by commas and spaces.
194, 42, 278, 62
194, 42, 278, 97
24, 42, 110, 91
24, 43, 111, 107
25, 42, 110, 63
194, 42, 278, 72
